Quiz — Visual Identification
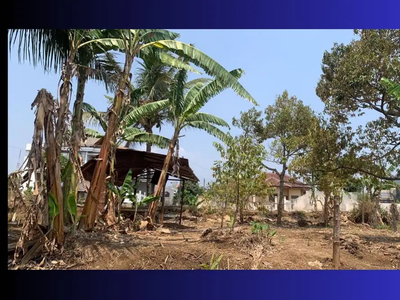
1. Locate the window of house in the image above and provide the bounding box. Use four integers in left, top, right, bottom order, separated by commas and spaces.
165, 191, 170, 198
291, 195, 299, 200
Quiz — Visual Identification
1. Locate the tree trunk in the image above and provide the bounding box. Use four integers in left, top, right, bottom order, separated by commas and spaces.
64, 74, 88, 225
361, 203, 365, 224
371, 196, 379, 228
179, 180, 185, 225
332, 195, 341, 269
323, 193, 329, 227
79, 53, 135, 231
160, 184, 166, 225
390, 203, 398, 232
221, 198, 228, 228
52, 56, 75, 245
239, 204, 244, 224
231, 179, 240, 232
277, 167, 286, 226
148, 133, 177, 221
105, 192, 117, 226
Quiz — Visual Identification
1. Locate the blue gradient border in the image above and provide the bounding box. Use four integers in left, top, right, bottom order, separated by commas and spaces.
7, 0, 400, 300
8, 270, 400, 300
8, 0, 400, 28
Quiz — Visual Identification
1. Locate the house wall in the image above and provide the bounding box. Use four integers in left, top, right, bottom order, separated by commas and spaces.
250, 189, 400, 213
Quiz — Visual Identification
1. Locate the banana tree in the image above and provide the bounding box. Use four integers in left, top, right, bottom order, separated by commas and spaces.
79, 29, 256, 231
9, 29, 123, 245
124, 67, 257, 223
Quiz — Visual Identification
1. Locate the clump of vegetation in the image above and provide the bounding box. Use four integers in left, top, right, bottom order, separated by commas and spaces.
257, 205, 269, 216
250, 221, 276, 244
200, 254, 224, 270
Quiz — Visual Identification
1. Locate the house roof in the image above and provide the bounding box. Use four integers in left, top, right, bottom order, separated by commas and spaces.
80, 137, 127, 149
81, 148, 199, 186
265, 172, 310, 189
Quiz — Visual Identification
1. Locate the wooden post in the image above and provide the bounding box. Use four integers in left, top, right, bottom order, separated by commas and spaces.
332, 195, 341, 269
160, 184, 166, 225
179, 180, 185, 225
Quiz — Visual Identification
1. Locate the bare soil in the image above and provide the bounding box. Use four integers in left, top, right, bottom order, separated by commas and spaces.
8, 211, 400, 270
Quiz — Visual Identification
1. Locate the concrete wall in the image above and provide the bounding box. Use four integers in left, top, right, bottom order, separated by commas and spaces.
248, 189, 400, 213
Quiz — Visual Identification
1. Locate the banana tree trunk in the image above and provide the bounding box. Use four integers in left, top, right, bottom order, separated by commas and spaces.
148, 133, 177, 222
79, 53, 135, 231
63, 73, 88, 225
53, 56, 75, 245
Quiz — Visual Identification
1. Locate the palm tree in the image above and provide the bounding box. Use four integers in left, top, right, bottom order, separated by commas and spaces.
79, 29, 256, 231
134, 52, 176, 196
123, 67, 255, 222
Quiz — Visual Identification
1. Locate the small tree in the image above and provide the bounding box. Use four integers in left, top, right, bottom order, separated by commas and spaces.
213, 134, 271, 231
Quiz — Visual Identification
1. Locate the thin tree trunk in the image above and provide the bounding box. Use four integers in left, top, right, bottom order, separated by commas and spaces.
53, 56, 75, 244
231, 178, 240, 232
179, 180, 185, 225
277, 167, 286, 226
361, 203, 365, 224
79, 53, 135, 231
239, 203, 244, 224
148, 133, 177, 221
221, 198, 228, 228
64, 73, 88, 225
372, 195, 379, 228
323, 193, 329, 227
160, 184, 166, 225
332, 195, 341, 269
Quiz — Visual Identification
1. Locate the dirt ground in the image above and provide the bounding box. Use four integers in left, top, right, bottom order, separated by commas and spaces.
8, 211, 400, 270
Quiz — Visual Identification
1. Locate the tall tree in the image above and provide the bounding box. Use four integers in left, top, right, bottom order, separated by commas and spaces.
236, 91, 316, 225
134, 52, 176, 196
316, 29, 400, 180
135, 67, 256, 223
80, 29, 256, 230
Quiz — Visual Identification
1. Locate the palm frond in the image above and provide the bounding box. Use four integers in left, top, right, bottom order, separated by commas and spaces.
81, 102, 108, 132
140, 30, 180, 43
82, 51, 122, 93
8, 29, 70, 73
185, 78, 212, 89
170, 68, 188, 117
85, 128, 104, 138
143, 40, 257, 105
123, 99, 170, 127
185, 121, 229, 143
184, 113, 230, 128
122, 128, 170, 149
183, 69, 245, 117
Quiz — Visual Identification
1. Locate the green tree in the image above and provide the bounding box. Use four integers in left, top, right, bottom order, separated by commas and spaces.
236, 91, 316, 225
213, 134, 270, 230
80, 30, 256, 230
134, 66, 256, 223
316, 29, 400, 180
173, 181, 205, 205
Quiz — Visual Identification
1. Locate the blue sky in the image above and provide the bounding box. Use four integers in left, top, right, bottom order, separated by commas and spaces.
8, 30, 361, 183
